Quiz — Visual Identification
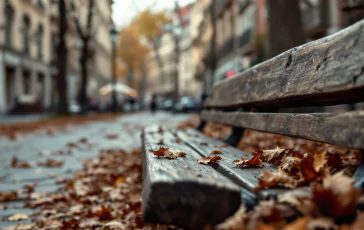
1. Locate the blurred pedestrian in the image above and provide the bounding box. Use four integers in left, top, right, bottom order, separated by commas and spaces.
150, 94, 157, 113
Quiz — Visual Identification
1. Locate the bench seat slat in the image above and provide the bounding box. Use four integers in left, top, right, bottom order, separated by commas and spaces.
175, 128, 276, 194
142, 125, 241, 229
205, 19, 364, 109
201, 111, 364, 150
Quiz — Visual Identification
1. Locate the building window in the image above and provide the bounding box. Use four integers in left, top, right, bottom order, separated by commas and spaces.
5, 1, 14, 48
37, 0, 45, 9
22, 15, 31, 55
36, 24, 44, 60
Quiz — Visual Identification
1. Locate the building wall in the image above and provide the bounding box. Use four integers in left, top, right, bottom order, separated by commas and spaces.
0, 0, 53, 113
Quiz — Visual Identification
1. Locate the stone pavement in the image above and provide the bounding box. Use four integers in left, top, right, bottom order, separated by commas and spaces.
0, 112, 191, 228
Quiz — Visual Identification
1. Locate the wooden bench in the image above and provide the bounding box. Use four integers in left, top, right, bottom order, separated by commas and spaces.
142, 19, 364, 229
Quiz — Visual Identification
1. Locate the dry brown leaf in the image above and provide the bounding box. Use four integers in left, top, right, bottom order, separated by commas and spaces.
157, 139, 164, 145
149, 147, 168, 157
175, 152, 187, 157
105, 134, 119, 139
211, 150, 224, 155
200, 142, 208, 146
312, 170, 360, 219
197, 156, 222, 165
256, 169, 298, 191
8, 213, 29, 221
261, 146, 286, 162
233, 156, 264, 168
38, 159, 63, 168
351, 212, 364, 230
164, 150, 178, 159
279, 156, 301, 172
67, 142, 78, 148
10, 156, 31, 168
215, 143, 230, 148
313, 152, 328, 172
217, 204, 246, 230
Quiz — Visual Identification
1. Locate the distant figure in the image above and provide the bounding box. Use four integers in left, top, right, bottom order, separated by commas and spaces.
150, 94, 157, 113
199, 92, 208, 112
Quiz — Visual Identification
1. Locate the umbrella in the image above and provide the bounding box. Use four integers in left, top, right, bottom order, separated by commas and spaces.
99, 83, 137, 97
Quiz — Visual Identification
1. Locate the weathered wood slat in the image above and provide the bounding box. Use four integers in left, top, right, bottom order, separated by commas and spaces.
174, 128, 276, 196
201, 110, 364, 150
205, 19, 364, 109
142, 125, 241, 229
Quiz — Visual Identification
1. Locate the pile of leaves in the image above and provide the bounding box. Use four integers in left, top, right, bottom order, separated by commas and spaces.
218, 170, 364, 230
4, 148, 178, 230
0, 113, 120, 140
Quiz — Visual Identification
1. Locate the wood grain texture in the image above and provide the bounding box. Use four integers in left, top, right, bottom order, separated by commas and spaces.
174, 128, 275, 195
201, 110, 364, 150
142, 125, 241, 229
205, 19, 364, 109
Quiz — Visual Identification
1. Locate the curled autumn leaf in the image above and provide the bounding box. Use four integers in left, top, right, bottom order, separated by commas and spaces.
215, 143, 230, 148
8, 213, 29, 221
156, 139, 164, 145
233, 156, 264, 168
313, 152, 328, 172
10, 156, 31, 168
255, 169, 298, 191
149, 147, 168, 157
38, 159, 63, 168
148, 147, 186, 159
197, 156, 222, 165
312, 170, 360, 219
211, 150, 224, 155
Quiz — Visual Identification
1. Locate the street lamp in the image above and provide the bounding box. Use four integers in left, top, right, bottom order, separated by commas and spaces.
110, 27, 119, 112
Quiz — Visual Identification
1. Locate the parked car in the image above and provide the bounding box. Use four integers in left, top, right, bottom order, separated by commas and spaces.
161, 99, 175, 111
174, 97, 197, 113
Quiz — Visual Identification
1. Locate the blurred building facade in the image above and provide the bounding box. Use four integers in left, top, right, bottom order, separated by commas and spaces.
0, 0, 112, 114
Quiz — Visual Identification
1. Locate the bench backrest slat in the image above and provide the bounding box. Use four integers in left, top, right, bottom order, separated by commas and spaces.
205, 19, 364, 109
201, 110, 364, 150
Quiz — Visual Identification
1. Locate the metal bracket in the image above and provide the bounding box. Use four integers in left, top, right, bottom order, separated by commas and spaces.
224, 126, 245, 147
196, 120, 207, 132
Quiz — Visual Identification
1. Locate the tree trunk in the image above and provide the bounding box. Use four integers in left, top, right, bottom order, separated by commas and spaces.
209, 0, 217, 90
78, 40, 89, 110
267, 0, 306, 58
152, 44, 164, 86
57, 0, 69, 115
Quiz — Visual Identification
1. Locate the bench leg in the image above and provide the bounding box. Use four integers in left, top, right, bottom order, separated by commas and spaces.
196, 120, 207, 132
354, 159, 364, 188
224, 126, 245, 147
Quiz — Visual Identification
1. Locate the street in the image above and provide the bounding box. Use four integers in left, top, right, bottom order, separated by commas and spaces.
0, 112, 191, 228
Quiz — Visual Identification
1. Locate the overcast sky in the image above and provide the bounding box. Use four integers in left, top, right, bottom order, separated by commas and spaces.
112, 0, 195, 28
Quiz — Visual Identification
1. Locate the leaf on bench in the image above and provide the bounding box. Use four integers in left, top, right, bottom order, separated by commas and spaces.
197, 155, 222, 165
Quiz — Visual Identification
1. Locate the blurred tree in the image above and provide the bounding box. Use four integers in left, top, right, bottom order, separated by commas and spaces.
70, 0, 95, 111
267, 0, 306, 58
117, 25, 149, 87
131, 9, 169, 84
56, 0, 69, 115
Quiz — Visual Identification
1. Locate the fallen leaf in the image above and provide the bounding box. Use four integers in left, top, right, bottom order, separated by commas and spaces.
67, 142, 77, 148
173, 139, 182, 143
313, 152, 328, 172
233, 156, 264, 167
211, 150, 224, 155
279, 156, 301, 172
79, 137, 88, 143
8, 213, 29, 221
215, 143, 230, 148
176, 152, 187, 157
197, 156, 222, 165
200, 142, 208, 146
157, 139, 164, 145
255, 169, 298, 191
217, 204, 246, 230
10, 156, 31, 168
307, 217, 337, 230
260, 146, 286, 162
149, 147, 169, 157
38, 159, 63, 168
312, 170, 360, 219
164, 150, 177, 159
105, 134, 119, 139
